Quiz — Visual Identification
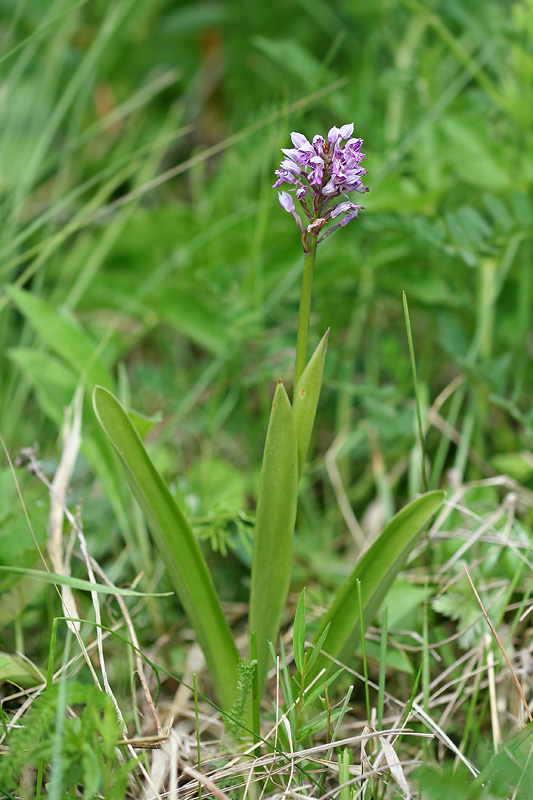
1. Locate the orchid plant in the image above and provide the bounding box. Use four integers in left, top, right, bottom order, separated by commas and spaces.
92, 122, 443, 731
273, 123, 369, 387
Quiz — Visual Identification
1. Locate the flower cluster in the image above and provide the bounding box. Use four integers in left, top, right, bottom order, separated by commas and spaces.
273, 123, 368, 251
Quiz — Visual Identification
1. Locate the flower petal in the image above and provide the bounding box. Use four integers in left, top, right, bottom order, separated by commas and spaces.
312, 135, 325, 155
291, 131, 313, 150
322, 178, 337, 195
340, 208, 359, 226
327, 125, 340, 144
281, 147, 301, 162
330, 201, 357, 218
278, 191, 295, 213
280, 159, 301, 174
339, 123, 354, 140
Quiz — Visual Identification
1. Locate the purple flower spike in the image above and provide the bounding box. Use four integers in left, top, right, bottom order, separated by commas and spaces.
273, 122, 368, 249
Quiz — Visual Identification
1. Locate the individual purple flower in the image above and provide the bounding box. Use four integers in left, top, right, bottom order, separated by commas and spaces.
273, 122, 368, 251
308, 156, 324, 187
278, 191, 304, 232
339, 123, 354, 137
278, 190, 294, 213
330, 200, 359, 219
312, 134, 325, 156
327, 125, 340, 144
291, 131, 314, 152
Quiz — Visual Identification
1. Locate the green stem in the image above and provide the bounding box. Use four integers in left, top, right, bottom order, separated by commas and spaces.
294, 237, 317, 392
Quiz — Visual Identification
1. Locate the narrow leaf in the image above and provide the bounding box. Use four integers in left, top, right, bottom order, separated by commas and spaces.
305, 621, 331, 676
248, 381, 298, 696
0, 565, 171, 597
8, 286, 113, 392
403, 292, 428, 492
293, 588, 306, 675
292, 329, 329, 476
308, 491, 445, 681
298, 707, 345, 740
128, 409, 163, 439
93, 386, 239, 710
0, 653, 42, 687
301, 668, 343, 710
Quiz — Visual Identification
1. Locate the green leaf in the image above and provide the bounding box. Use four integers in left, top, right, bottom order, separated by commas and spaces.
7, 286, 113, 392
301, 667, 343, 710
7, 345, 130, 538
8, 347, 77, 425
248, 381, 299, 696
298, 707, 345, 740
0, 575, 45, 631
305, 621, 331, 677
0, 653, 42, 687
292, 329, 329, 476
440, 116, 510, 190
128, 409, 163, 439
491, 452, 533, 482
0, 565, 171, 597
308, 491, 445, 681
252, 37, 324, 86
293, 588, 306, 675
470, 720, 533, 795
93, 386, 239, 711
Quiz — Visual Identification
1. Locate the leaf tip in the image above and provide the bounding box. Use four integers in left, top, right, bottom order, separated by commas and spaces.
92, 384, 109, 409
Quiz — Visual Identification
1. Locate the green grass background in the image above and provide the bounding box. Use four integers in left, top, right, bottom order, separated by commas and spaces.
1, 0, 533, 796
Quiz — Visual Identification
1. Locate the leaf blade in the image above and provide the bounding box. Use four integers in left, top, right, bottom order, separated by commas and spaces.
248, 381, 299, 695
93, 386, 239, 710
8, 286, 113, 392
293, 588, 306, 675
0, 565, 171, 597
309, 491, 445, 680
292, 329, 329, 476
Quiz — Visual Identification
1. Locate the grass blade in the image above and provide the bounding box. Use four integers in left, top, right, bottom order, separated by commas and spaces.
93, 385, 239, 711
402, 291, 428, 492
293, 588, 306, 675
308, 491, 445, 681
248, 380, 299, 695
0, 566, 171, 597
378, 605, 388, 730
7, 286, 113, 391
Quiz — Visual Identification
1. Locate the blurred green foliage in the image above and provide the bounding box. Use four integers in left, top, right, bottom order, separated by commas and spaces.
1, 0, 533, 778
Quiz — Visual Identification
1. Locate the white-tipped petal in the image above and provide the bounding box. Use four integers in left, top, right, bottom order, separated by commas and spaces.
278, 191, 295, 213
339, 123, 354, 139
327, 125, 340, 143
290, 131, 313, 150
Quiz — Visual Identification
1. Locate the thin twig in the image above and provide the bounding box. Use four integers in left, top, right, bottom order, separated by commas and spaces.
464, 564, 533, 722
